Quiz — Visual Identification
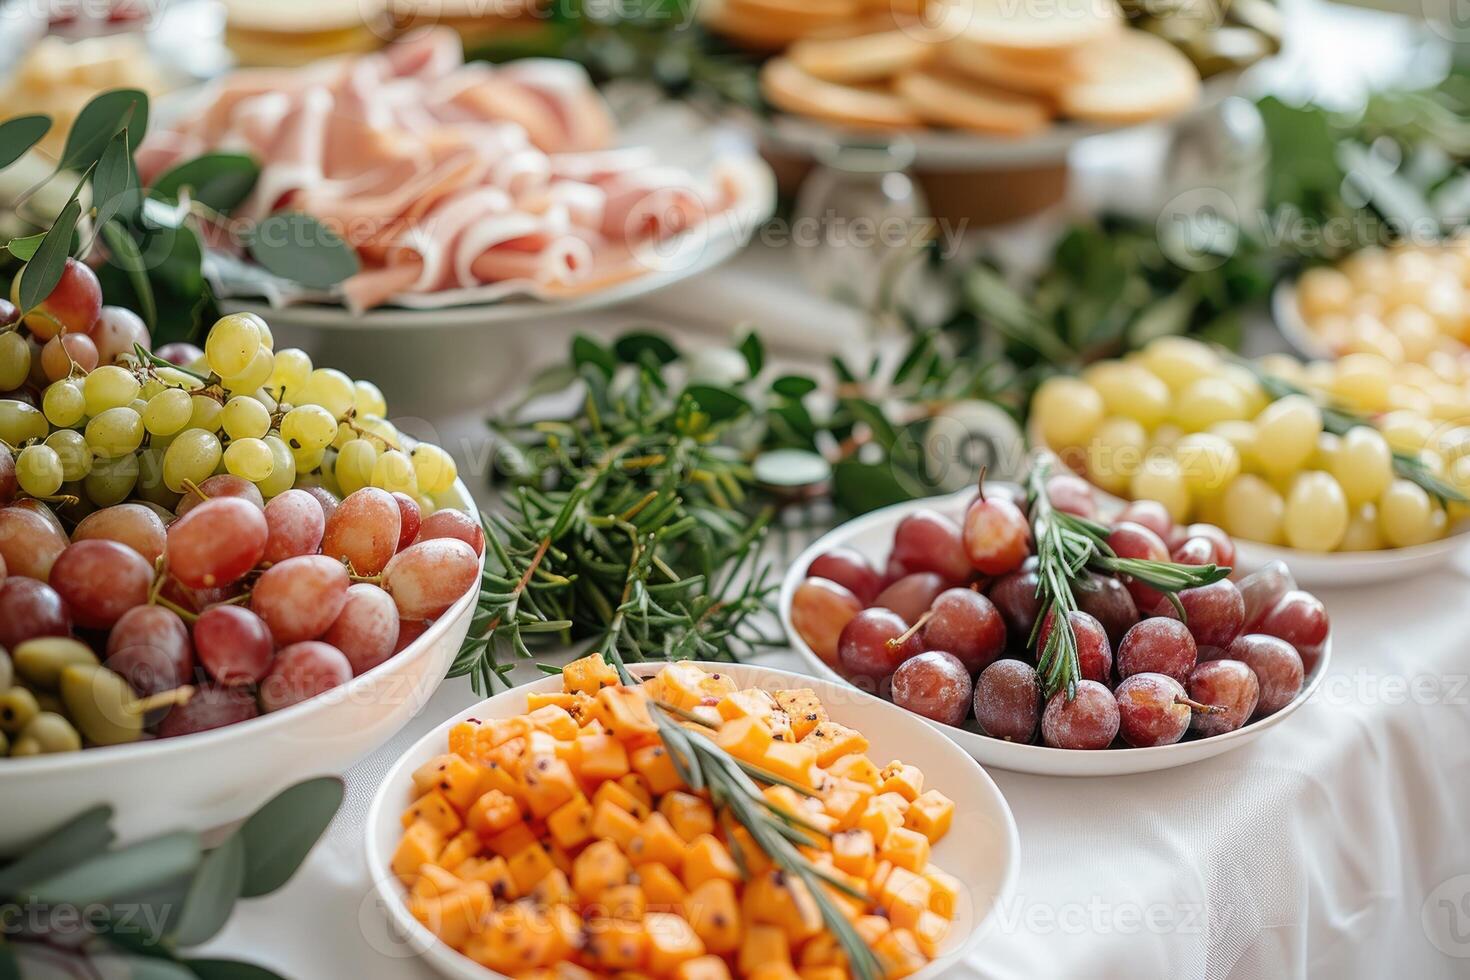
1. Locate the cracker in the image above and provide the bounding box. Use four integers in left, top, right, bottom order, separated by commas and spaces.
940, 0, 1122, 61
761, 57, 923, 130
893, 68, 1051, 137
1057, 29, 1201, 124
789, 29, 938, 85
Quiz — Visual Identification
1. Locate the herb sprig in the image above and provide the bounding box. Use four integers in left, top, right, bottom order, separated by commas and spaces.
1026, 459, 1231, 698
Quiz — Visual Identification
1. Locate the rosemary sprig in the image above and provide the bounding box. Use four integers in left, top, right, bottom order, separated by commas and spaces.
604, 655, 885, 980
1231, 356, 1469, 504
1025, 458, 1231, 698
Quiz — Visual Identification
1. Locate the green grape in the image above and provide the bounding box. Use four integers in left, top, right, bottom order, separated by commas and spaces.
42, 380, 86, 427
155, 366, 204, 391
222, 346, 274, 393
224, 437, 275, 482
44, 429, 91, 481
142, 387, 193, 436
205, 313, 263, 377
256, 434, 296, 498
85, 407, 145, 458
163, 428, 223, 492
370, 449, 418, 495
252, 388, 279, 413
331, 421, 355, 450
221, 396, 270, 439
84, 453, 139, 506
356, 415, 400, 448
268, 347, 312, 400
291, 445, 325, 474
335, 438, 378, 495
189, 394, 223, 432
134, 444, 179, 509
297, 368, 355, 418
0, 330, 31, 390
410, 443, 457, 494
251, 313, 274, 351
83, 365, 140, 415
280, 404, 337, 453
353, 379, 387, 417
0, 399, 48, 446
16, 444, 63, 497
316, 449, 342, 496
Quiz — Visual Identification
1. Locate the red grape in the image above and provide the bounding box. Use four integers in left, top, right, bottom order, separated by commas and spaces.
322, 488, 401, 575
806, 547, 882, 605
1046, 473, 1095, 518
40, 332, 98, 380
962, 494, 1030, 576
1151, 579, 1245, 649
892, 509, 971, 582
790, 578, 862, 667
156, 684, 259, 738
872, 572, 947, 626
1187, 660, 1259, 736
882, 554, 911, 586
157, 578, 241, 615
167, 497, 269, 589
176, 474, 265, 517
1106, 521, 1170, 610
1041, 681, 1119, 749
392, 492, 421, 552
1171, 536, 1220, 566
1115, 672, 1191, 747
891, 651, 972, 727
1254, 590, 1329, 672
50, 539, 152, 629
258, 641, 353, 712
0, 453, 15, 504
154, 342, 203, 366
921, 588, 1007, 674
1184, 523, 1235, 568
22, 257, 101, 339
1073, 572, 1139, 646
0, 506, 69, 581
323, 583, 400, 675
1038, 610, 1112, 685
1238, 560, 1297, 631
89, 304, 148, 364
1116, 618, 1197, 684
105, 604, 194, 696
837, 608, 920, 684
73, 503, 168, 564
1116, 499, 1174, 543
262, 489, 326, 564
194, 605, 275, 685
301, 485, 340, 523
987, 562, 1041, 640
393, 617, 430, 654
383, 538, 479, 620
1226, 634, 1304, 717
0, 577, 70, 648
974, 659, 1040, 742
414, 508, 485, 557
252, 555, 350, 645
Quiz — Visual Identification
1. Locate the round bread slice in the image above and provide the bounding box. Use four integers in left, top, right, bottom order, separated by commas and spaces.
761, 57, 923, 130
892, 68, 1052, 137
705, 0, 860, 49
1057, 29, 1202, 125
938, 33, 1083, 97
788, 29, 938, 85
939, 0, 1122, 61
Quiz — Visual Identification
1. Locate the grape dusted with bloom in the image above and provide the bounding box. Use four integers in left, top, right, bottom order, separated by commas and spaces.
892, 509, 971, 582
791, 578, 861, 667
872, 572, 947, 627
322, 488, 401, 575
807, 547, 883, 605
891, 651, 972, 727
195, 606, 275, 686
1188, 660, 1259, 736
252, 555, 350, 645
921, 588, 1007, 675
837, 608, 921, 683
166, 497, 269, 589
105, 605, 194, 697
259, 641, 353, 712
1041, 681, 1119, 749
50, 540, 152, 629
974, 659, 1041, 742
324, 584, 400, 676
383, 538, 479, 620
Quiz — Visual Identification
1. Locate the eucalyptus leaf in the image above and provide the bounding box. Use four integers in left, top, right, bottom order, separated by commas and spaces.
0, 807, 115, 895
170, 833, 245, 947
752, 449, 831, 488
6, 232, 44, 261
91, 129, 134, 234
151, 153, 260, 213
59, 89, 148, 173
100, 219, 157, 329
0, 114, 51, 172
571, 334, 616, 378
247, 212, 358, 289
237, 777, 344, 898
186, 960, 287, 980
770, 375, 818, 398
29, 831, 202, 907
684, 383, 750, 422
613, 331, 678, 365
16, 197, 82, 314
832, 458, 912, 515
738, 330, 763, 376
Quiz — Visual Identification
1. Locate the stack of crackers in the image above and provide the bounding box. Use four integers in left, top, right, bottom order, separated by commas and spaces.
709, 0, 1202, 137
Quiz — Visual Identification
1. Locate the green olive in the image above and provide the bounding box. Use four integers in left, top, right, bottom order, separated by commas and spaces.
59, 665, 143, 746
9, 735, 41, 756
19, 712, 82, 754
13, 637, 99, 690
0, 648, 12, 691
0, 687, 40, 735
34, 691, 63, 715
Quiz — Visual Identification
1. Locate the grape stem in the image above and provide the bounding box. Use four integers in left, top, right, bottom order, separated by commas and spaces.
885, 608, 934, 650
128, 685, 195, 715
1176, 694, 1224, 715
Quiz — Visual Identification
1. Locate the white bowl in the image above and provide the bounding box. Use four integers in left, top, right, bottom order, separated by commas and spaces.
0, 479, 484, 853
779, 488, 1333, 777
1270, 279, 1334, 361
365, 661, 1020, 980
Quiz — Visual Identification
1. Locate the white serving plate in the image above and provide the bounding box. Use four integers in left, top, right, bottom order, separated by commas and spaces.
365, 661, 1020, 980
0, 479, 485, 853
779, 488, 1333, 777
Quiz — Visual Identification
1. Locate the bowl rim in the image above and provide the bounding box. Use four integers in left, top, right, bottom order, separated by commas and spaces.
0, 479, 484, 775
364, 659, 1022, 980
778, 486, 1334, 764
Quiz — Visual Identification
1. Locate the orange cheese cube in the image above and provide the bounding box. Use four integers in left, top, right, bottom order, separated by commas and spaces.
408, 863, 461, 903
600, 882, 647, 920
801, 721, 870, 767
717, 688, 779, 722
577, 732, 632, 781
419, 880, 491, 950
879, 866, 932, 924
631, 743, 685, 796
484, 822, 535, 859
858, 799, 904, 847
675, 955, 733, 980
748, 966, 801, 980
437, 830, 480, 870
758, 740, 819, 787
914, 909, 950, 957
638, 861, 688, 910
659, 791, 716, 842
521, 753, 578, 818
798, 934, 843, 969
832, 828, 877, 878
593, 778, 651, 819
819, 778, 873, 830
458, 854, 516, 900
588, 798, 638, 851
574, 839, 632, 902
827, 753, 882, 789
854, 914, 891, 946
644, 911, 706, 975
924, 865, 961, 918
879, 762, 924, 802
797, 967, 847, 980
447, 720, 483, 759
506, 843, 557, 895
526, 704, 578, 740
742, 868, 823, 943
904, 789, 955, 843
411, 754, 482, 812
713, 716, 773, 762
682, 834, 741, 891
773, 689, 827, 740
656, 661, 712, 710
628, 812, 685, 869
465, 789, 521, 837
737, 925, 791, 977
400, 790, 463, 837
726, 824, 772, 876
880, 826, 931, 873
596, 685, 659, 738
684, 878, 741, 954
874, 928, 927, 978
531, 866, 573, 907
583, 916, 648, 971
524, 690, 578, 712
546, 793, 595, 850
562, 652, 620, 694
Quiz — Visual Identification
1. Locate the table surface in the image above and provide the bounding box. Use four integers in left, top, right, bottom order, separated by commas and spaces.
195, 2, 1470, 976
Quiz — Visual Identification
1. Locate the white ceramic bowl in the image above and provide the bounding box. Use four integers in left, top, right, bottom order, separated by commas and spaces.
0, 480, 484, 853
365, 661, 1020, 980
779, 488, 1333, 777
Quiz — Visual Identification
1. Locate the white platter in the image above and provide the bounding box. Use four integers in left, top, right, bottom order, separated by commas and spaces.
779, 488, 1333, 777
0, 479, 485, 853
365, 661, 1021, 980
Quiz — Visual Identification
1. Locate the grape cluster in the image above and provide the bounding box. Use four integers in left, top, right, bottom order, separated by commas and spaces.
1030, 335, 1470, 552
791, 477, 1328, 750
0, 259, 482, 756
